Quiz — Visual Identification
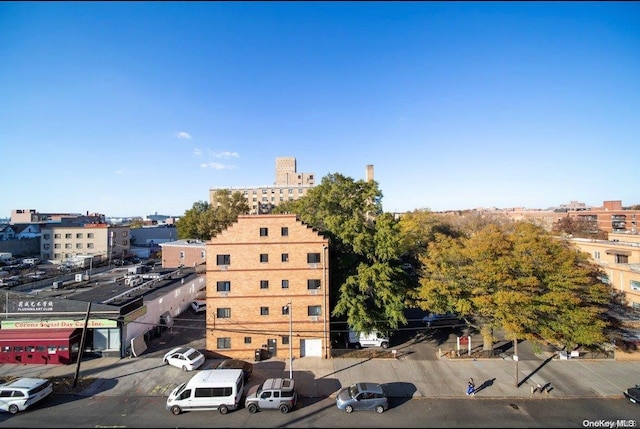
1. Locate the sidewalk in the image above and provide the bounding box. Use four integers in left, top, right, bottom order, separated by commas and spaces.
1, 352, 637, 400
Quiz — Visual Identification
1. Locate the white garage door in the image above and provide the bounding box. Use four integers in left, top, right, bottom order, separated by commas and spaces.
301, 339, 322, 357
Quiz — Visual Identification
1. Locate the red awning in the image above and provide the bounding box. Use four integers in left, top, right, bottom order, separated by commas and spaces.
0, 328, 80, 342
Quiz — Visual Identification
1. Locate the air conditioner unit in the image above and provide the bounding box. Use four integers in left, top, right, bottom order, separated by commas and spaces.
219, 265, 228, 271
309, 289, 318, 295
309, 263, 318, 269
309, 316, 319, 322
219, 292, 228, 297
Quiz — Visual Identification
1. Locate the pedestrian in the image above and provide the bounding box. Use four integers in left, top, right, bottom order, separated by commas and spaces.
467, 378, 475, 396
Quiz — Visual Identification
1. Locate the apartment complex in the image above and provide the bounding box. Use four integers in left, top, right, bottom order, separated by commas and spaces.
205, 214, 329, 360
505, 200, 639, 234
209, 157, 316, 215
40, 223, 131, 264
570, 232, 640, 310
567, 200, 639, 234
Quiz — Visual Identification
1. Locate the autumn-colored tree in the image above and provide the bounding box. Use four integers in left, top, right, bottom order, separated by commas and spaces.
551, 215, 607, 240
397, 209, 460, 260
129, 218, 144, 229
412, 220, 612, 353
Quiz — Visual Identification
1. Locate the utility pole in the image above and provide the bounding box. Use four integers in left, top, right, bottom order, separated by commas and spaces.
73, 302, 91, 388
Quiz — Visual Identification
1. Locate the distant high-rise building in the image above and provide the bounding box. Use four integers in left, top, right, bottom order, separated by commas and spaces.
210, 157, 315, 215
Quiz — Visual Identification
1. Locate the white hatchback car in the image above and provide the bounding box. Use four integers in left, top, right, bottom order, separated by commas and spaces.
163, 347, 205, 371
0, 377, 53, 414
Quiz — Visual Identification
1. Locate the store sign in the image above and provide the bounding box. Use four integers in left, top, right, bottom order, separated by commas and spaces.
123, 306, 147, 323
1, 319, 118, 329
11, 300, 55, 312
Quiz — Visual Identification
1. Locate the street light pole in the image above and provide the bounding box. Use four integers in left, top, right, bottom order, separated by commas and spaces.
514, 338, 519, 387
287, 302, 293, 379
322, 245, 328, 359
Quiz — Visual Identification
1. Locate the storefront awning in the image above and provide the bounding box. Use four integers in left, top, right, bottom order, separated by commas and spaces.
0, 328, 80, 342
605, 249, 631, 256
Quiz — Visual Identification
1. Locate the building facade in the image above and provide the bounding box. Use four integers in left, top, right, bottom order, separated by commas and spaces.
159, 239, 207, 269
40, 224, 131, 264
567, 201, 639, 234
205, 214, 330, 360
570, 233, 640, 310
210, 157, 316, 215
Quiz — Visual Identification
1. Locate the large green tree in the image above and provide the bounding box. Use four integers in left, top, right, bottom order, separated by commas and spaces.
411, 220, 612, 352
275, 173, 408, 333
176, 191, 250, 240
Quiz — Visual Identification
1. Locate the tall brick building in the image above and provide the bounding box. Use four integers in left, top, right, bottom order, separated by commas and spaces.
205, 214, 330, 360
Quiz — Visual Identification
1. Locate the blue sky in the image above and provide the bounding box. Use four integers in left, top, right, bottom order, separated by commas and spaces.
1, 2, 638, 218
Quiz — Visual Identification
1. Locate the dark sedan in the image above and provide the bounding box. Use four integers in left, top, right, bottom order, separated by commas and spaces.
215, 359, 253, 382
624, 384, 640, 404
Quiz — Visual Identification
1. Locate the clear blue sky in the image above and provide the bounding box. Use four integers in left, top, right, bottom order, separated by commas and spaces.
1, 2, 638, 218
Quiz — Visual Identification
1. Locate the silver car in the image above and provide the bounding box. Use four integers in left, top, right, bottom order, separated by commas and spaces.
335, 382, 388, 414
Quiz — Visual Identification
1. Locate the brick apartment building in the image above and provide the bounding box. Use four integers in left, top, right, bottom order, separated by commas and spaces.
570, 232, 640, 311
205, 214, 330, 360
159, 239, 206, 269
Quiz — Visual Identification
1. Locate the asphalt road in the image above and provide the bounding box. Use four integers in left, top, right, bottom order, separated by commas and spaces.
2, 395, 639, 428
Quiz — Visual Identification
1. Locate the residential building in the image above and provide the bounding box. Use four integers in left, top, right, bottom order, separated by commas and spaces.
567, 201, 639, 234
209, 157, 315, 214
40, 223, 131, 265
205, 214, 330, 360
504, 200, 640, 234
570, 232, 640, 311
159, 239, 206, 269
11, 209, 105, 225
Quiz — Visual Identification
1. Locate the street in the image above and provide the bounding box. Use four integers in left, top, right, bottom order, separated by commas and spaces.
2, 395, 640, 428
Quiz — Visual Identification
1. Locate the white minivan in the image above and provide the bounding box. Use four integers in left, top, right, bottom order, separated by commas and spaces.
166, 369, 244, 415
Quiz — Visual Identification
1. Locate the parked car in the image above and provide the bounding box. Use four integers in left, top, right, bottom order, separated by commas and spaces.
190, 300, 206, 314
163, 347, 205, 371
422, 312, 464, 328
215, 359, 253, 382
335, 382, 389, 414
0, 377, 53, 414
624, 384, 640, 404
245, 378, 297, 414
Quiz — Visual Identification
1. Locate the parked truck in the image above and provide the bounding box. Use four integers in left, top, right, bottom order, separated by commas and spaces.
0, 253, 12, 265
347, 329, 390, 349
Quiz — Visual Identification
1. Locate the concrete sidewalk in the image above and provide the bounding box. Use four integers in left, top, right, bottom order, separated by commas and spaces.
1, 352, 637, 400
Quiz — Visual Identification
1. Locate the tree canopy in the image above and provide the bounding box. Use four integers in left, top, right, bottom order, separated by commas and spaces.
275, 173, 408, 333
411, 220, 612, 351
176, 191, 250, 240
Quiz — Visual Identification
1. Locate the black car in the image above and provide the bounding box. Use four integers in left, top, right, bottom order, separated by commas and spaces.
215, 359, 253, 382
624, 384, 640, 404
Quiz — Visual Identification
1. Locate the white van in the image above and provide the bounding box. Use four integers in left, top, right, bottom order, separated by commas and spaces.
166, 369, 244, 415
22, 258, 40, 267
347, 330, 390, 349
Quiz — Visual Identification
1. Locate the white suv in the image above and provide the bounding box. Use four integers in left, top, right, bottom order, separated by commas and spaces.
245, 378, 297, 414
0, 377, 53, 414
